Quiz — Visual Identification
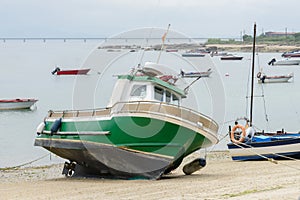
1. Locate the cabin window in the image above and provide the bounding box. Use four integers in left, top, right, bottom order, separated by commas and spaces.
130, 85, 147, 98
154, 86, 164, 101
166, 90, 171, 103
172, 94, 179, 105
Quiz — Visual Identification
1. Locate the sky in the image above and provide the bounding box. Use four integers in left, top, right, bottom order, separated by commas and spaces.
1, 0, 300, 38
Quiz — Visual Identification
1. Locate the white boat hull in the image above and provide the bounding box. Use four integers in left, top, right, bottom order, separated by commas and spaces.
182, 71, 212, 78
181, 53, 205, 57
258, 76, 292, 83
274, 59, 300, 65
0, 101, 37, 110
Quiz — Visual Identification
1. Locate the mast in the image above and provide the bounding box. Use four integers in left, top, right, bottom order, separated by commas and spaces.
249, 23, 256, 126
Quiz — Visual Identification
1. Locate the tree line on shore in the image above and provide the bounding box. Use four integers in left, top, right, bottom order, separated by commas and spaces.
206, 33, 300, 45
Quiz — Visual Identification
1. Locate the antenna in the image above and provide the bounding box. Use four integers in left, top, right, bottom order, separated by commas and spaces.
183, 76, 202, 94
157, 24, 171, 63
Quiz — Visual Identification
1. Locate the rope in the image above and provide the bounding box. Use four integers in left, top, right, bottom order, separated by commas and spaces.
259, 78, 270, 130
231, 142, 300, 171
0, 153, 51, 170
204, 132, 230, 158
233, 142, 278, 164
240, 141, 299, 161
222, 119, 239, 125
255, 53, 270, 130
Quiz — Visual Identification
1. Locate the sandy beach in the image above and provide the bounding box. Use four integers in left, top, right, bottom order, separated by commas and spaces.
1, 151, 299, 200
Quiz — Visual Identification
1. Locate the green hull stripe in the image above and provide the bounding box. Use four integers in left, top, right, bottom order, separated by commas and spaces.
40, 116, 206, 158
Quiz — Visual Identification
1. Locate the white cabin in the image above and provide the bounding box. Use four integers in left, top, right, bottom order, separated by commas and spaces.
107, 63, 185, 107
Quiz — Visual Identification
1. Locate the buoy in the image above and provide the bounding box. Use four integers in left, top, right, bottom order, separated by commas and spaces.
51, 118, 62, 134
36, 122, 45, 135
183, 158, 206, 175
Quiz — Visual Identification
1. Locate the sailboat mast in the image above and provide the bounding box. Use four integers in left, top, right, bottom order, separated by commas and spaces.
249, 23, 256, 126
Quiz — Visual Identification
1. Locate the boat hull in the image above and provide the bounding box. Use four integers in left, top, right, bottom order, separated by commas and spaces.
258, 76, 292, 83
181, 53, 205, 57
274, 60, 300, 65
56, 69, 90, 75
0, 99, 37, 110
220, 56, 243, 60
282, 52, 300, 58
35, 138, 172, 179
227, 135, 300, 161
35, 113, 216, 179
182, 71, 212, 78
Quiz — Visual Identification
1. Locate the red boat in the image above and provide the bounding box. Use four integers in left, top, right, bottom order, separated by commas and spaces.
52, 67, 90, 75
282, 50, 300, 58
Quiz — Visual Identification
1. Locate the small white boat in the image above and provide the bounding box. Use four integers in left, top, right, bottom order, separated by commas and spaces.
181, 52, 205, 57
210, 51, 228, 57
220, 55, 243, 60
180, 68, 212, 78
257, 72, 293, 83
0, 98, 38, 110
268, 58, 300, 66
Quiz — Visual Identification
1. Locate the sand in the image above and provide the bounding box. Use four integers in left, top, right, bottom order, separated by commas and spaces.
0, 151, 299, 200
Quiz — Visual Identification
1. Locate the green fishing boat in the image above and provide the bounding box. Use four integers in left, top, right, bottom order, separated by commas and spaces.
34, 62, 219, 179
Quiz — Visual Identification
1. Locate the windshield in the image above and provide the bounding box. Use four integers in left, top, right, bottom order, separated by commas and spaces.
130, 85, 147, 98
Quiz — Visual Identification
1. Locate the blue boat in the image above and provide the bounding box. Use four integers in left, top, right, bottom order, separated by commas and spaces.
227, 24, 300, 161
228, 132, 300, 161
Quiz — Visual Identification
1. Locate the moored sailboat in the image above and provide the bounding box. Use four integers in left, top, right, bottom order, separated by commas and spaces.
227, 24, 300, 161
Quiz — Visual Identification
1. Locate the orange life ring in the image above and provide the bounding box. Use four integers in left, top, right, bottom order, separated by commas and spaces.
230, 124, 246, 143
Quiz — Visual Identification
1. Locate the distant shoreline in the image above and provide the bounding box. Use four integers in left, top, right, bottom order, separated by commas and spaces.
205, 43, 300, 52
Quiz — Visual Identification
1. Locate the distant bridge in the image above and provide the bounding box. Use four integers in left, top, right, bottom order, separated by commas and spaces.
0, 37, 241, 43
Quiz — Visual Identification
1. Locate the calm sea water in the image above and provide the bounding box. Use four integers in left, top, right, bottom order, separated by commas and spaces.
1, 40, 300, 168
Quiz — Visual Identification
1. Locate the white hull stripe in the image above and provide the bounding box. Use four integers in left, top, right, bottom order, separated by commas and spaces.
43, 130, 110, 135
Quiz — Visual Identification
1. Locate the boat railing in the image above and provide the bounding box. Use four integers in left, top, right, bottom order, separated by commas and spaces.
47, 101, 218, 133
48, 108, 111, 118
112, 101, 218, 133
